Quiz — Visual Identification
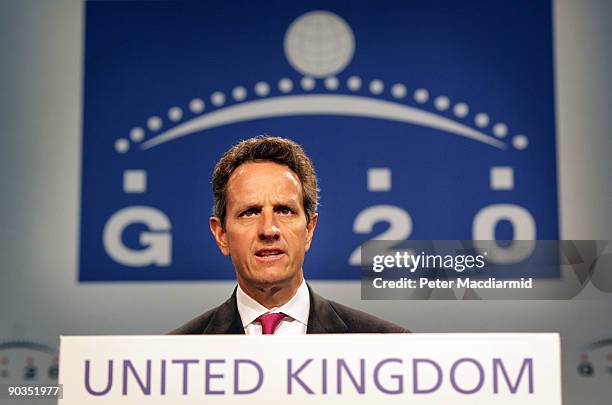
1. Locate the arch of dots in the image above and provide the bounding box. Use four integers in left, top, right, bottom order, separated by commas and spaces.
115, 75, 528, 154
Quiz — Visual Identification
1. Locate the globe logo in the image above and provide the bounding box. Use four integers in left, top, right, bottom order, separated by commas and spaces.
284, 10, 355, 78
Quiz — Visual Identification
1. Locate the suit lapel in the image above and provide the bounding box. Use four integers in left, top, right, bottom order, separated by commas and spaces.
202, 289, 245, 334
306, 285, 348, 334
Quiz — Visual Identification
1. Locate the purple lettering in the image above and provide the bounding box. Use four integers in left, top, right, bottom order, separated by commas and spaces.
287, 359, 314, 394
413, 358, 442, 394
160, 360, 166, 395
84, 360, 113, 396
234, 359, 263, 395
493, 358, 534, 394
171, 359, 199, 395
122, 360, 151, 395
450, 358, 484, 394
205, 359, 225, 395
337, 359, 365, 394
373, 358, 403, 394
321, 359, 327, 394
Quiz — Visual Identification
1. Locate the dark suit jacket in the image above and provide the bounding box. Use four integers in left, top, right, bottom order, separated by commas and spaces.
170, 285, 409, 334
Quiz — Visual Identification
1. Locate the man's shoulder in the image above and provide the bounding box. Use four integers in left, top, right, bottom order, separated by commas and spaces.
168, 292, 243, 335
168, 306, 218, 335
328, 300, 410, 333
308, 288, 409, 333
323, 298, 410, 333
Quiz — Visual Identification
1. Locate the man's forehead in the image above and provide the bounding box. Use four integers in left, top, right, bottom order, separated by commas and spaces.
226, 161, 303, 202
228, 161, 301, 188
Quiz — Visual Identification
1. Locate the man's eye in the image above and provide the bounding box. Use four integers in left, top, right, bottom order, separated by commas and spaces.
278, 207, 293, 215
241, 209, 258, 217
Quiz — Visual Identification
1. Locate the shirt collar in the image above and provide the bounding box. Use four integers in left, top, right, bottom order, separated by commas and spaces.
236, 278, 310, 328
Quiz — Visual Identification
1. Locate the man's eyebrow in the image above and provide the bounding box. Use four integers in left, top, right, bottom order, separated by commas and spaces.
274, 201, 299, 208
234, 203, 261, 212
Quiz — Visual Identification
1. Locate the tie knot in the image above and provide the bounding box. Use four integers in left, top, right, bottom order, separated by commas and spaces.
256, 313, 286, 335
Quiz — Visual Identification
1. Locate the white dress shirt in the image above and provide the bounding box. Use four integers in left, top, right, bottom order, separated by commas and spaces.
236, 279, 310, 335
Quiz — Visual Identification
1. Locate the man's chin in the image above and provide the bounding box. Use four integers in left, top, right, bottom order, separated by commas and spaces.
253, 275, 292, 289
248, 270, 300, 290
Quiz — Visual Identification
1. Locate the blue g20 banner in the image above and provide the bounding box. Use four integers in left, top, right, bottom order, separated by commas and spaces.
80, 0, 558, 281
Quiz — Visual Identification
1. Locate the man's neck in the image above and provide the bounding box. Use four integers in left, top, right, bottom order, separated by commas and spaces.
238, 276, 303, 309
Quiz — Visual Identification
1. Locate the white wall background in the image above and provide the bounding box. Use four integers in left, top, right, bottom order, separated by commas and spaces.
0, 1, 610, 404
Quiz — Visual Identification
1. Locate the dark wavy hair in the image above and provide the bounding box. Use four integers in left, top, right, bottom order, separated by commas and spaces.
212, 136, 319, 227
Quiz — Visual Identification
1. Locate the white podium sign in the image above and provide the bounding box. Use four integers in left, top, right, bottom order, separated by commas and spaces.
59, 334, 561, 404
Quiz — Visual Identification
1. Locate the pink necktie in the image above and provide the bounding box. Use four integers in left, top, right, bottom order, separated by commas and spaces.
256, 313, 286, 334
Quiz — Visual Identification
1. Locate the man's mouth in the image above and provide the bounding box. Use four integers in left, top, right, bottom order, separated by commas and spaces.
255, 248, 284, 257
255, 248, 285, 262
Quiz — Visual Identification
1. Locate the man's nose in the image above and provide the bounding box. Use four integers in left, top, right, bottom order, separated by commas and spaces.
258, 211, 280, 241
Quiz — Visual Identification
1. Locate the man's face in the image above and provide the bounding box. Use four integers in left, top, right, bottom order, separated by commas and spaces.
210, 161, 317, 291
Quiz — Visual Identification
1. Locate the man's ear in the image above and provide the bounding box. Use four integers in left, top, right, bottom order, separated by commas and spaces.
209, 216, 230, 256
304, 213, 318, 252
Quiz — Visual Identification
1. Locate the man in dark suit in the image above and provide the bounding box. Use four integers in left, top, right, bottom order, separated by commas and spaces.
171, 136, 407, 335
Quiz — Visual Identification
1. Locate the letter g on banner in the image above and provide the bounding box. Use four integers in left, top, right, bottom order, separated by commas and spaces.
103, 206, 172, 266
